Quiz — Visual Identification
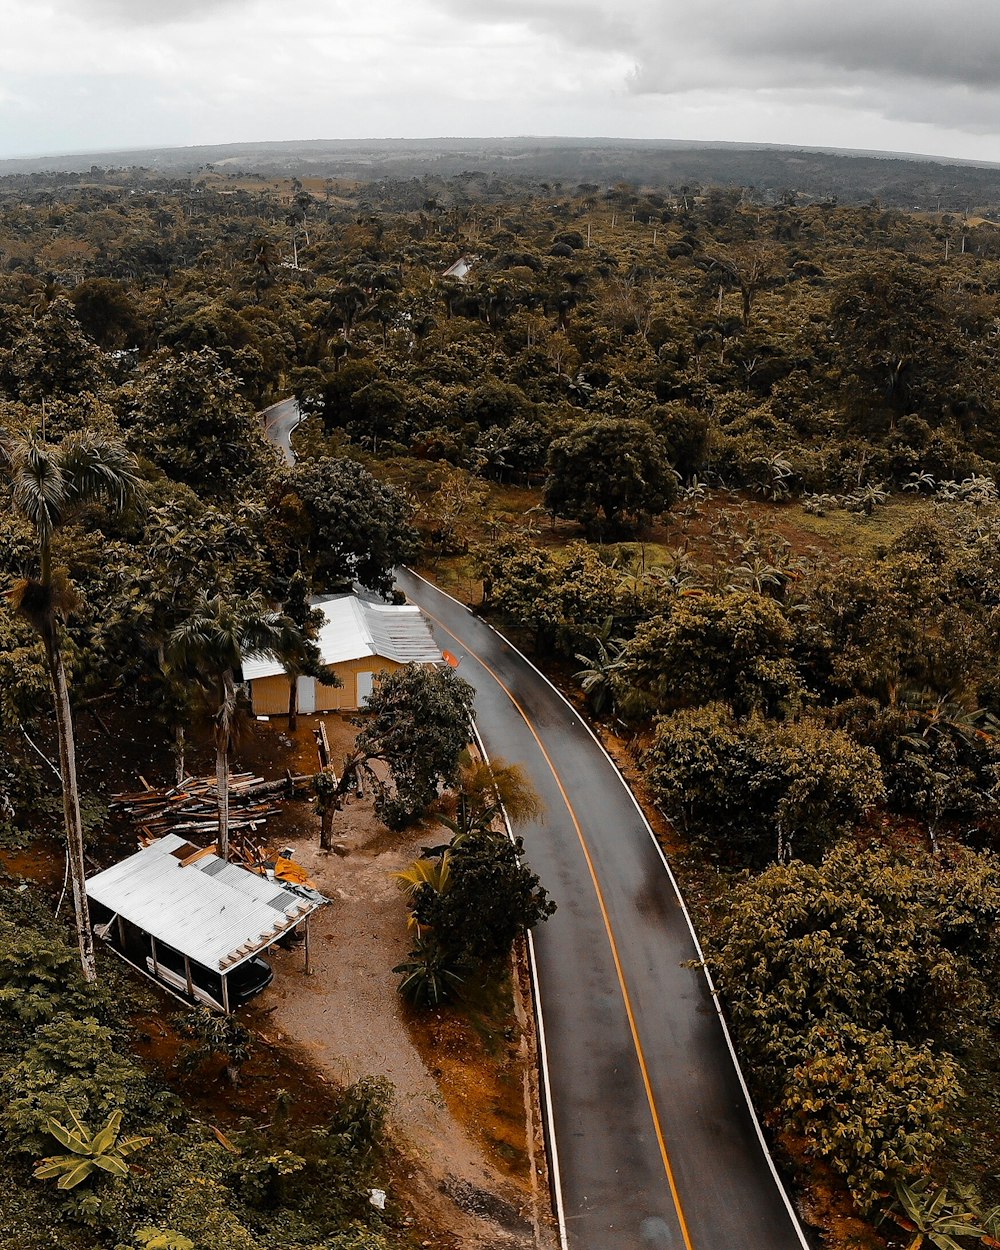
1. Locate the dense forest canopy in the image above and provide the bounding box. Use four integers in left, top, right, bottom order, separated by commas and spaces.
3, 161, 1000, 1249
2, 138, 1000, 212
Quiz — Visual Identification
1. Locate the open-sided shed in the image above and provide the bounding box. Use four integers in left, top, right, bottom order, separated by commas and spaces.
86, 833, 327, 1012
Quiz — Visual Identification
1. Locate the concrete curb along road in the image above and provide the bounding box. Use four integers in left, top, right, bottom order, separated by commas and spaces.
402, 567, 812, 1250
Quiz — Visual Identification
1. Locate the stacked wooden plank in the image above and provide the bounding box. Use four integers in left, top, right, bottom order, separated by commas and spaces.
110, 773, 284, 846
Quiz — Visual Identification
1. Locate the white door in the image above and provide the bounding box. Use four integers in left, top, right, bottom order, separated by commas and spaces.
297, 675, 316, 714
356, 672, 375, 706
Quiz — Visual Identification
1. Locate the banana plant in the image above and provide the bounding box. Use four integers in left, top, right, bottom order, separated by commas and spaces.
886, 1180, 984, 1250
393, 938, 465, 1006
34, 1108, 151, 1190
981, 1204, 1000, 1249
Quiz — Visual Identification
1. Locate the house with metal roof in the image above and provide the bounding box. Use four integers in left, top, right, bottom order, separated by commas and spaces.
442, 255, 476, 281
242, 592, 443, 716
86, 833, 327, 1012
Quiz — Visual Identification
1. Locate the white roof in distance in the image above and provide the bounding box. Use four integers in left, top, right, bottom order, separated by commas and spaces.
242, 593, 442, 682
442, 256, 475, 280
86, 833, 327, 972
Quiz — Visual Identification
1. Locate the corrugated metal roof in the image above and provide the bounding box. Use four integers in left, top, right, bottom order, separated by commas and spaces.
86, 834, 327, 973
242, 594, 442, 682
442, 257, 474, 280
363, 602, 444, 664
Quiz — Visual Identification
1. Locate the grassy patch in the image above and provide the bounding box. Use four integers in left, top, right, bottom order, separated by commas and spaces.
402, 969, 531, 1181
414, 553, 483, 605
774, 495, 939, 555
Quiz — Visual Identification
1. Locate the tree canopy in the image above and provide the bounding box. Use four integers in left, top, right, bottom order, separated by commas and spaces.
279, 456, 415, 596
544, 417, 677, 537
355, 665, 476, 828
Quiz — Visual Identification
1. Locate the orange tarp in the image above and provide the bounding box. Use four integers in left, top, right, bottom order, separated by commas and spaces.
273, 857, 317, 889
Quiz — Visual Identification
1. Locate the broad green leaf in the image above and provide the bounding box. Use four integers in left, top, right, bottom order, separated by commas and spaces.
45, 1118, 90, 1155
91, 1155, 129, 1177
56, 1160, 94, 1189
34, 1157, 75, 1180
89, 1110, 123, 1156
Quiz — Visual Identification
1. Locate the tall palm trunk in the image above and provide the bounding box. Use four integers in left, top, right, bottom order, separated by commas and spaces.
287, 675, 298, 732
215, 668, 235, 862
44, 626, 96, 983
3, 428, 140, 987
215, 739, 229, 861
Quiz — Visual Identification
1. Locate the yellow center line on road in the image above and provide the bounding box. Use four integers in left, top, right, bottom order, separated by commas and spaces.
421, 604, 696, 1250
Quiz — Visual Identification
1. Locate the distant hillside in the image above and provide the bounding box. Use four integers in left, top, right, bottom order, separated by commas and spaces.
3, 136, 1000, 210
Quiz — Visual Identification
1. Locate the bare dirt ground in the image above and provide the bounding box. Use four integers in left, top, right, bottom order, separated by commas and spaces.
240, 714, 553, 1250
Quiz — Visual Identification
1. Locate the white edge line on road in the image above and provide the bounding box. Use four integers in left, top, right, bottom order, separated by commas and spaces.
403, 567, 811, 1250
469, 718, 570, 1250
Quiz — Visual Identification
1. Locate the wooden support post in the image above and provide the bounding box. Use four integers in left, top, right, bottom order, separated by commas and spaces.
116, 914, 127, 949
315, 721, 331, 769
303, 915, 311, 976
221, 973, 231, 1014
150, 935, 159, 976
183, 955, 194, 998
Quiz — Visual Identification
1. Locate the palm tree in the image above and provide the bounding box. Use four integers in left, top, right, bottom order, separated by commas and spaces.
433, 754, 541, 843
905, 470, 937, 493
1, 429, 140, 983
167, 591, 284, 861
394, 851, 453, 912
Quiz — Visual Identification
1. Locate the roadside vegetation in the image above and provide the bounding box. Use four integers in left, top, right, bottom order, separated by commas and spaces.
0, 883, 399, 1250
3, 161, 1000, 1246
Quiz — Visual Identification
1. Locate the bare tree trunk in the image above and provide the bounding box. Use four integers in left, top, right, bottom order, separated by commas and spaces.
46, 632, 97, 983
319, 803, 334, 851
216, 669, 235, 861
175, 724, 186, 786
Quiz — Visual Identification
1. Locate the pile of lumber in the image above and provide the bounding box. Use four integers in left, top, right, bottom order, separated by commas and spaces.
110, 772, 310, 846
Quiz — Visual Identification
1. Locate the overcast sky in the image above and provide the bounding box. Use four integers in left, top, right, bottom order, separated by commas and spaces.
1, 0, 998, 163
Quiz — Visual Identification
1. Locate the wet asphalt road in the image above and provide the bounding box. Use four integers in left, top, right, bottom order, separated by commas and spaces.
396, 568, 809, 1250
261, 397, 302, 466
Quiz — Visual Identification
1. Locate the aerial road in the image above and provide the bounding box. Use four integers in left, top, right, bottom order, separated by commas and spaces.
261, 397, 303, 466
395, 568, 810, 1250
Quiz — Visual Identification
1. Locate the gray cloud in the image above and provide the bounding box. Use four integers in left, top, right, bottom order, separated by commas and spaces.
648, 1, 1000, 92
431, 0, 1000, 125
429, 0, 644, 54
3, 0, 1000, 162
61, 0, 249, 26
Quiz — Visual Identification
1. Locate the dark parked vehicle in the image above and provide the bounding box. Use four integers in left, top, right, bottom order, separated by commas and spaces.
146, 941, 273, 1010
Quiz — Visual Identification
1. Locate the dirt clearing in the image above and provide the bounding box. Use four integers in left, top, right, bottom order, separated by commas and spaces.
240, 714, 554, 1250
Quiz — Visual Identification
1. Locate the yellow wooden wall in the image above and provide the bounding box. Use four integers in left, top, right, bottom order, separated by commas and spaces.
315, 656, 403, 711
247, 673, 291, 716
249, 657, 405, 716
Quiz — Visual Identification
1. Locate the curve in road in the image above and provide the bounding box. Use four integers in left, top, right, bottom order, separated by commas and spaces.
396, 568, 810, 1250
261, 397, 303, 466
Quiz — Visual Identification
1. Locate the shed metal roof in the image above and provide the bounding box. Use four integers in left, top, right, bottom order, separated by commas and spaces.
242, 594, 442, 682
86, 834, 327, 973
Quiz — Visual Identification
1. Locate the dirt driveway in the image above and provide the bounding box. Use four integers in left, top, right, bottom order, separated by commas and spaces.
242, 715, 552, 1250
